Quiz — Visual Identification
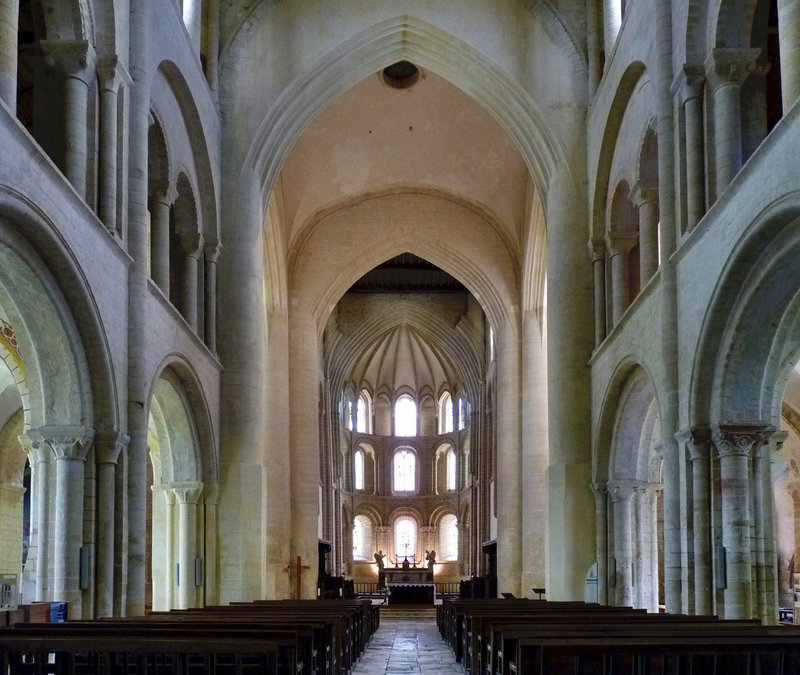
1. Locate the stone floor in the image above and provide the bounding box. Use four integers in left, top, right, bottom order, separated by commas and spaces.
351, 611, 465, 674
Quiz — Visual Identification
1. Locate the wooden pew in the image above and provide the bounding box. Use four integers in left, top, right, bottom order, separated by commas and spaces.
0, 598, 377, 675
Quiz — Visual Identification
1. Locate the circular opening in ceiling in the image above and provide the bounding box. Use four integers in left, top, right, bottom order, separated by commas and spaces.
382, 61, 420, 89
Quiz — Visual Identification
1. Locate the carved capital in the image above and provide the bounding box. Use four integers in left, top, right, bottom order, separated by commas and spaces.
203, 482, 219, 506
31, 425, 94, 461
605, 232, 638, 257
180, 231, 204, 257
95, 431, 130, 464
96, 56, 121, 94
607, 479, 642, 502
40, 40, 95, 84
630, 185, 659, 209
712, 422, 771, 459
588, 236, 605, 262
704, 48, 762, 92
171, 481, 204, 505
152, 185, 178, 208
675, 425, 711, 461
204, 240, 222, 263
676, 64, 705, 103
589, 482, 607, 501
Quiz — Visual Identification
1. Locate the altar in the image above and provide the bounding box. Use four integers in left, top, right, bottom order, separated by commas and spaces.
383, 567, 433, 585
386, 582, 435, 604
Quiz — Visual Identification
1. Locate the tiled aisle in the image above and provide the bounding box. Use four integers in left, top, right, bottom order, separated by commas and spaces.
351, 613, 465, 674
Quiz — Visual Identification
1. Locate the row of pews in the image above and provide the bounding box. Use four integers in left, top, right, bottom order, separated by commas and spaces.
0, 598, 378, 674
438, 597, 800, 674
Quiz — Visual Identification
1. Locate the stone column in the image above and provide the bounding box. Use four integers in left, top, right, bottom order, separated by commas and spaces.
680, 67, 706, 232
173, 482, 203, 610
40, 41, 95, 199
163, 488, 175, 610
113, 440, 128, 616
204, 240, 221, 352
545, 162, 594, 601
150, 187, 175, 296
657, 440, 682, 613
203, 483, 219, 606
20, 436, 50, 602
705, 48, 760, 198
96, 57, 122, 234
764, 432, 786, 623
0, 0, 19, 110
288, 305, 321, 599
606, 233, 638, 324
609, 481, 637, 607
634, 483, 650, 610
496, 317, 522, 596
182, 0, 202, 55
602, 0, 622, 58
679, 426, 713, 615
648, 484, 662, 613
779, 0, 800, 110
591, 483, 608, 604
588, 237, 606, 347
37, 427, 94, 618
420, 526, 436, 563
752, 438, 769, 623
712, 424, 766, 618
206, 0, 221, 97
180, 232, 203, 332
95, 432, 128, 617
630, 186, 659, 286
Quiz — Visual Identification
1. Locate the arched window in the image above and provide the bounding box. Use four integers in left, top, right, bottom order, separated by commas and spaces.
488, 326, 495, 362
439, 392, 454, 434
440, 514, 459, 561
353, 515, 372, 560
354, 449, 364, 491
395, 518, 417, 562
356, 390, 371, 433
393, 449, 416, 492
394, 394, 417, 436
457, 398, 466, 430
447, 449, 456, 491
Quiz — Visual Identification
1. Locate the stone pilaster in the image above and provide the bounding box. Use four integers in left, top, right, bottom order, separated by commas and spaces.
712, 423, 768, 618
656, 440, 682, 613
40, 40, 96, 199
173, 481, 203, 609
588, 237, 606, 347
94, 432, 128, 617
0, 0, 19, 110
606, 232, 638, 325
204, 240, 221, 352
591, 483, 608, 604
679, 67, 706, 231
180, 232, 203, 332
677, 426, 712, 615
648, 484, 662, 612
705, 48, 761, 197
33, 426, 94, 618
609, 480, 639, 607
630, 186, 659, 286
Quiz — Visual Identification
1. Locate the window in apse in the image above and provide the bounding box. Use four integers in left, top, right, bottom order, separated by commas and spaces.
395, 518, 417, 562
354, 449, 364, 491
395, 395, 417, 436
394, 449, 416, 492
447, 449, 456, 491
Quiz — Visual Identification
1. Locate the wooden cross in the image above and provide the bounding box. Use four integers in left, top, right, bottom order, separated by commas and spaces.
286, 555, 310, 599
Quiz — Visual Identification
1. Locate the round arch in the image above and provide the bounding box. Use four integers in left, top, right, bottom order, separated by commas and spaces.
690, 194, 800, 425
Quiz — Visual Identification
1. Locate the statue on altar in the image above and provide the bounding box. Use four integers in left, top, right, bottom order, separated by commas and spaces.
374, 550, 386, 570
425, 550, 436, 570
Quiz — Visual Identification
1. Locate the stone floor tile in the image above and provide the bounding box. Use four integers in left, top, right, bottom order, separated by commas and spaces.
351, 614, 465, 674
